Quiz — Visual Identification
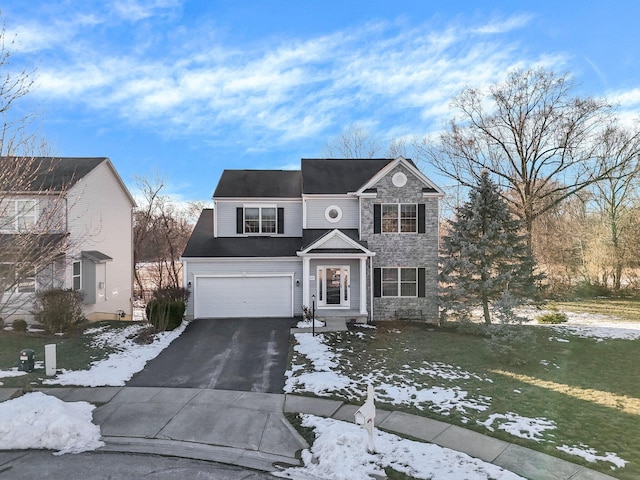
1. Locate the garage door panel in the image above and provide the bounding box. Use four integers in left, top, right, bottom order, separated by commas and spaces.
195, 276, 292, 318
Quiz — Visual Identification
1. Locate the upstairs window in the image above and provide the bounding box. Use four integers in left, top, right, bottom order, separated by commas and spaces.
0, 199, 38, 232
237, 206, 284, 234
374, 203, 426, 234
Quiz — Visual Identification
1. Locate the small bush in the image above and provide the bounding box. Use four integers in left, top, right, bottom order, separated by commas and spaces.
537, 311, 568, 324
146, 299, 185, 331
31, 289, 85, 333
12, 318, 28, 332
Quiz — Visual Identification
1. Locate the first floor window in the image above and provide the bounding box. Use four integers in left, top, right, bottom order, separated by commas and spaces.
374, 267, 426, 298
73, 261, 82, 290
381, 267, 417, 297
0, 263, 14, 291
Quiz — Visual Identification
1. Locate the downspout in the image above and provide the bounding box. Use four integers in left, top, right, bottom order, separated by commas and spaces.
369, 256, 374, 323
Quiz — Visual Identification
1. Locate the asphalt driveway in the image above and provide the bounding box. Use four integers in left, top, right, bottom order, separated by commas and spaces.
127, 317, 293, 393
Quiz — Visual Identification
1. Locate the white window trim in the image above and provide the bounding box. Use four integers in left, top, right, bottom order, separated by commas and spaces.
324, 205, 343, 223
72, 260, 82, 291
381, 203, 418, 234
242, 204, 278, 234
0, 199, 38, 232
381, 267, 418, 298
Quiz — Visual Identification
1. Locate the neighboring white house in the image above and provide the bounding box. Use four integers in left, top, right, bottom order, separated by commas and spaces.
181, 157, 444, 323
0, 157, 136, 322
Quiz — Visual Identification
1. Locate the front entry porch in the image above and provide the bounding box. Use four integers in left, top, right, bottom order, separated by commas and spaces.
297, 229, 375, 323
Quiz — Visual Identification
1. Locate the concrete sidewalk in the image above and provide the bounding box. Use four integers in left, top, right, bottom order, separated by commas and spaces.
0, 386, 618, 479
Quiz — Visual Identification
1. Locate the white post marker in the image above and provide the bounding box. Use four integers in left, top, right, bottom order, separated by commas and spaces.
45, 344, 56, 376
354, 383, 376, 453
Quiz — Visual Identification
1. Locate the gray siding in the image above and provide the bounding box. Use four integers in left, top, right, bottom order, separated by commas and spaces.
184, 258, 303, 318
360, 163, 440, 322
305, 197, 359, 229
216, 200, 302, 237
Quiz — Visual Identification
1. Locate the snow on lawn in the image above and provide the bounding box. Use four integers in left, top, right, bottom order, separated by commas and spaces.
274, 414, 524, 480
0, 368, 27, 385
556, 444, 627, 469
520, 308, 640, 341
285, 333, 492, 416
43, 321, 187, 387
478, 412, 557, 442
0, 392, 104, 455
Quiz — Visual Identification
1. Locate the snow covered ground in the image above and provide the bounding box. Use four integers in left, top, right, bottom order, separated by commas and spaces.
285, 312, 635, 473
0, 311, 636, 476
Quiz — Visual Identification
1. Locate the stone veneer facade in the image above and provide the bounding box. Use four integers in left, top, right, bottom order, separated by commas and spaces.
360, 163, 440, 323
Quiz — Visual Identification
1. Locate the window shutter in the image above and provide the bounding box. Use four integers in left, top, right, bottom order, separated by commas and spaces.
418, 268, 426, 297
374, 268, 381, 297
373, 204, 381, 233
236, 207, 243, 234
277, 207, 284, 234
418, 204, 426, 233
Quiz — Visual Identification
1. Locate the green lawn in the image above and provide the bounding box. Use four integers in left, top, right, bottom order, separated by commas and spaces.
0, 321, 130, 389
288, 319, 640, 479
552, 297, 640, 322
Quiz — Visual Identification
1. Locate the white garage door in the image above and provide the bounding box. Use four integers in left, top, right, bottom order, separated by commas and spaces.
194, 275, 293, 318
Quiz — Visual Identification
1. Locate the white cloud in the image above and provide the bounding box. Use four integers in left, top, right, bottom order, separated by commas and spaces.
21, 11, 564, 148
111, 0, 182, 22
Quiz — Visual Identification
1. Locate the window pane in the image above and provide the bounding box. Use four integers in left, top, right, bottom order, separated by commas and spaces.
244, 208, 260, 233
382, 268, 398, 282
261, 208, 276, 233
0, 264, 13, 291
400, 282, 417, 297
73, 261, 81, 276
16, 200, 36, 230
0, 200, 14, 230
400, 204, 417, 233
382, 282, 398, 297
401, 268, 416, 281
381, 204, 398, 232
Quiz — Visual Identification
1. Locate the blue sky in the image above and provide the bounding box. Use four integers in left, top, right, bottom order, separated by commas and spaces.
3, 1, 640, 203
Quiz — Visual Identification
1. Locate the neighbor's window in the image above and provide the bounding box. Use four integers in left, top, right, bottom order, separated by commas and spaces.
381, 204, 417, 233
0, 199, 37, 231
381, 267, 417, 297
72, 261, 82, 291
16, 264, 36, 293
244, 207, 277, 234
0, 263, 14, 291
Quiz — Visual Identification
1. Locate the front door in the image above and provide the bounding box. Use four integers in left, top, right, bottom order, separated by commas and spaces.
317, 266, 350, 307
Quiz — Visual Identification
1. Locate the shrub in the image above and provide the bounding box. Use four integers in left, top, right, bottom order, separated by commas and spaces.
572, 281, 610, 298
31, 289, 85, 333
146, 299, 185, 331
537, 311, 568, 324
145, 286, 189, 332
12, 318, 28, 332
486, 324, 536, 366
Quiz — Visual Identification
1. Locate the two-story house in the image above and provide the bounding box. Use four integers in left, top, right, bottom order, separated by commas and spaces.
181, 157, 444, 323
0, 157, 136, 322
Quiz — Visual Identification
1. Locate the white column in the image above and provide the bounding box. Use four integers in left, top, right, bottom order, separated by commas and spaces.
360, 257, 368, 314
302, 256, 310, 308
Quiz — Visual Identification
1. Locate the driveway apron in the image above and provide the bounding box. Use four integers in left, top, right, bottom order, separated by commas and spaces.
127, 318, 292, 393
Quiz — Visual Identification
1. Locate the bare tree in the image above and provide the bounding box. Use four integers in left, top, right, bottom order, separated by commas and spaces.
588, 121, 640, 289
419, 67, 619, 250
0, 18, 80, 318
133, 176, 197, 299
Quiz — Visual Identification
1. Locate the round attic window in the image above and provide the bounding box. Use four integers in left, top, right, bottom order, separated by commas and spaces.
325, 205, 343, 223
392, 171, 407, 187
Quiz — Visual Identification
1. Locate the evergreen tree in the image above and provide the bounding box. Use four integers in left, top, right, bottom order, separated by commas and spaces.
441, 172, 542, 324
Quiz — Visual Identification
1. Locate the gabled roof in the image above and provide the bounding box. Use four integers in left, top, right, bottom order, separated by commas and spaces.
301, 159, 393, 194
0, 157, 106, 192
298, 229, 374, 256
355, 157, 445, 197
182, 209, 302, 257
214, 170, 302, 198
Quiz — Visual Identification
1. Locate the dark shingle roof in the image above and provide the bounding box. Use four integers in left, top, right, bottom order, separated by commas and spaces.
182, 209, 302, 257
301, 159, 393, 194
0, 157, 105, 191
214, 170, 302, 198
